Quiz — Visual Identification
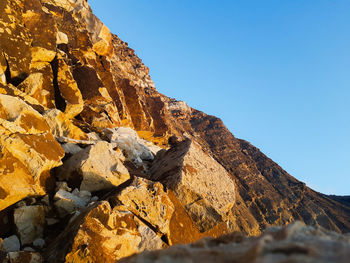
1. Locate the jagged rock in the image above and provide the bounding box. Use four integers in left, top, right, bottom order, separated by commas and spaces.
53, 189, 91, 217
0, 53, 7, 85
30, 47, 56, 65
150, 138, 236, 232
65, 203, 142, 263
0, 1, 349, 261
43, 109, 87, 140
0, 94, 64, 210
61, 143, 82, 155
2, 236, 20, 252
104, 127, 154, 166
15, 73, 55, 111
28, 63, 56, 109
14, 205, 45, 245
56, 31, 68, 45
0, 0, 32, 82
7, 251, 42, 263
0, 83, 44, 113
117, 177, 175, 236
54, 57, 83, 118
57, 141, 130, 192
120, 221, 350, 263
45, 201, 165, 263
92, 25, 114, 57
138, 225, 165, 252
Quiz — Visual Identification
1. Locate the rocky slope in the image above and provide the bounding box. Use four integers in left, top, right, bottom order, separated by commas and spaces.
0, 0, 349, 262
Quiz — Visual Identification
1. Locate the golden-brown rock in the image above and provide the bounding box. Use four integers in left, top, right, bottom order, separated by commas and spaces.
45, 201, 165, 263
117, 177, 175, 236
54, 57, 83, 118
0, 94, 64, 210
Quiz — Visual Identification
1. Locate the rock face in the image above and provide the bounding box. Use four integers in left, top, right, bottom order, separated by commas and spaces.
0, 0, 349, 262
150, 138, 236, 232
120, 221, 350, 263
116, 177, 174, 237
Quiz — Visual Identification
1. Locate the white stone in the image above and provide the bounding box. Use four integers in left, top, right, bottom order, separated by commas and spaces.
14, 206, 45, 245
104, 127, 154, 166
3, 235, 20, 252
57, 141, 130, 192
56, 31, 68, 44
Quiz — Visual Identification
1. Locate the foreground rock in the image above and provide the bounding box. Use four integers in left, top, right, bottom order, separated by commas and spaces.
150, 138, 236, 232
120, 221, 350, 263
116, 177, 175, 237
0, 94, 64, 210
45, 201, 165, 263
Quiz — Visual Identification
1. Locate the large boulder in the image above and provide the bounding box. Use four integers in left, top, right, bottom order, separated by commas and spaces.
14, 205, 45, 245
43, 109, 87, 140
150, 138, 236, 232
45, 201, 165, 263
116, 177, 175, 236
0, 94, 64, 210
57, 141, 130, 192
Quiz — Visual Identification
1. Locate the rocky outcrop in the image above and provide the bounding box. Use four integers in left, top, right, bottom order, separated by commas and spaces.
0, 0, 349, 262
56, 141, 130, 192
120, 221, 350, 263
116, 177, 174, 237
150, 138, 236, 232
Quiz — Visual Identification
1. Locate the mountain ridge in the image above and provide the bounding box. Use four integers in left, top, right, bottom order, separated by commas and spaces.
0, 0, 349, 262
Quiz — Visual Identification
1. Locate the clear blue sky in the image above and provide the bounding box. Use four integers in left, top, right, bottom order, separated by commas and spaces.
89, 0, 350, 195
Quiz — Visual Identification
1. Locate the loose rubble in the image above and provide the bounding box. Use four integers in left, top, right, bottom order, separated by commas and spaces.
120, 221, 350, 263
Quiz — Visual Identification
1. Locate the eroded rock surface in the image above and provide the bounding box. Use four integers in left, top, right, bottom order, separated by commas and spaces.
150, 138, 236, 232
0, 0, 349, 262
0, 94, 64, 210
120, 221, 350, 263
45, 201, 166, 263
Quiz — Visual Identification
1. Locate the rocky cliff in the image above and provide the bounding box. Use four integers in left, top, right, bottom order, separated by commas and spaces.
0, 0, 349, 262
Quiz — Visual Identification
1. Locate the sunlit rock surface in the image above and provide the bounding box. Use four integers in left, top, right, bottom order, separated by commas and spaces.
0, 0, 349, 262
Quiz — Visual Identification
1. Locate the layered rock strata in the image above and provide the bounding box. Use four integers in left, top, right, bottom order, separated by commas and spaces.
0, 0, 349, 262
